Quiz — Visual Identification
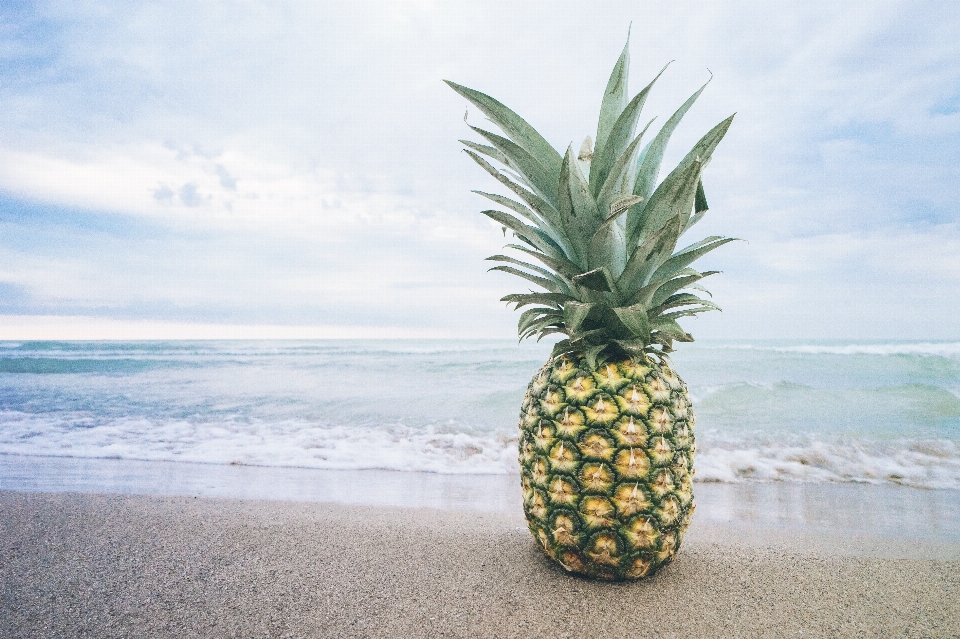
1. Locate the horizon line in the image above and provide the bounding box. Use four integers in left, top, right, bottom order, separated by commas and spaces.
0, 315, 501, 341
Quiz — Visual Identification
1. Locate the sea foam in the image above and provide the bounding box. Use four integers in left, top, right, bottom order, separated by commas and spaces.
3, 410, 959, 488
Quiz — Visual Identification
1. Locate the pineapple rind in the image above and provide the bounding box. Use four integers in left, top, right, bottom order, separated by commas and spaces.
519, 353, 695, 581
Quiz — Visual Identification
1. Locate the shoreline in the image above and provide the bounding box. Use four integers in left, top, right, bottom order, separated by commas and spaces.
3, 453, 960, 546
2, 490, 959, 638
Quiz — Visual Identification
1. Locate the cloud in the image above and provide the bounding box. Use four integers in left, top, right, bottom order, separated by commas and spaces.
216, 164, 236, 191
0, 0, 958, 338
152, 183, 174, 204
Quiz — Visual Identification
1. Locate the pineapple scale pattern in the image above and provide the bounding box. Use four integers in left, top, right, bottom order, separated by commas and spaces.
519, 354, 696, 581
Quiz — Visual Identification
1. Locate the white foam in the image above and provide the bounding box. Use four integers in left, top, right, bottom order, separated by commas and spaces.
3, 410, 960, 489
0, 411, 520, 475
695, 436, 960, 489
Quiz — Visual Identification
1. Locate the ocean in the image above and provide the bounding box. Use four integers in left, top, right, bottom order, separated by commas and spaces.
1, 339, 958, 491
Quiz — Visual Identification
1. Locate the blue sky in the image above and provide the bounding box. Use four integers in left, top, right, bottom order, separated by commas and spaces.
0, 0, 958, 339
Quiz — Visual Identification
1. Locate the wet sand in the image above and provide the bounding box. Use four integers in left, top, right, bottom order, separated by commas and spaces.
4, 455, 960, 547
2, 490, 959, 638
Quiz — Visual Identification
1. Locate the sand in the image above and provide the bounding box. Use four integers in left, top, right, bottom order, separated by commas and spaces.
2, 490, 959, 638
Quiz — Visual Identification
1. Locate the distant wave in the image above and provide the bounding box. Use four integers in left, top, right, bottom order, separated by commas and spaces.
0, 339, 546, 358
0, 356, 541, 377
716, 342, 960, 357
0, 357, 163, 375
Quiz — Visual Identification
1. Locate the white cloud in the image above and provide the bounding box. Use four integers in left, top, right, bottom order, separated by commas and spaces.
0, 141, 501, 251
0, 0, 958, 338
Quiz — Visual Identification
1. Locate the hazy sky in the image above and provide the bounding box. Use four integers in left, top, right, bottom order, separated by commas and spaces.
0, 0, 958, 339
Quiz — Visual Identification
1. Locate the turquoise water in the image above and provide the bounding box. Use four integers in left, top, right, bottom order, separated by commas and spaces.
0, 339, 958, 488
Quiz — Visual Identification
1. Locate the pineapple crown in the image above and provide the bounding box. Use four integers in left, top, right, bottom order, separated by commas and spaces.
446, 36, 737, 369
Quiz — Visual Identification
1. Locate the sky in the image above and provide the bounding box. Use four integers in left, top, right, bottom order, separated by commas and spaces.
0, 0, 958, 340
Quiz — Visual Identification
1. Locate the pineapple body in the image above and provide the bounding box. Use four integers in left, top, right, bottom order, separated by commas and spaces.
519, 354, 695, 580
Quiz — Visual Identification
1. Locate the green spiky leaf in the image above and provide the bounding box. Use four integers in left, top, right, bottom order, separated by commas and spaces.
634, 78, 711, 203
608, 194, 645, 219
489, 266, 565, 294
464, 151, 566, 245
650, 237, 738, 283
613, 338, 650, 357
445, 80, 562, 178
558, 146, 602, 266
591, 63, 668, 197
588, 214, 627, 277
650, 317, 694, 342
620, 214, 683, 294
501, 292, 576, 309
518, 307, 562, 334
485, 254, 567, 285
612, 304, 651, 341
473, 191, 547, 232
503, 244, 581, 280
572, 267, 614, 293
550, 338, 575, 359
465, 124, 559, 208
649, 293, 721, 317
695, 179, 708, 213
595, 38, 631, 164
480, 209, 564, 261
627, 156, 702, 247
584, 344, 607, 371
647, 271, 719, 307
563, 301, 594, 332
597, 119, 655, 218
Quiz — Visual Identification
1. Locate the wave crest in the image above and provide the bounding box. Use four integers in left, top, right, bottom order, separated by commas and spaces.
3, 410, 959, 489
696, 436, 960, 489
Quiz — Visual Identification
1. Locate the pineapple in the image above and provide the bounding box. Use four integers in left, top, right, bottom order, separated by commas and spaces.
446, 36, 735, 580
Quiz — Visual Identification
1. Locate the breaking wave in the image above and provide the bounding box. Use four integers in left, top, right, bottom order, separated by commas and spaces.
695, 435, 960, 490
2, 410, 959, 489
0, 411, 519, 475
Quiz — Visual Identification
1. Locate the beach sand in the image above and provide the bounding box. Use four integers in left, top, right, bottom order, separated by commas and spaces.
2, 490, 959, 638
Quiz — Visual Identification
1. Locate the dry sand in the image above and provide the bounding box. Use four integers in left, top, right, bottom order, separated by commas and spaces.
2, 490, 959, 638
